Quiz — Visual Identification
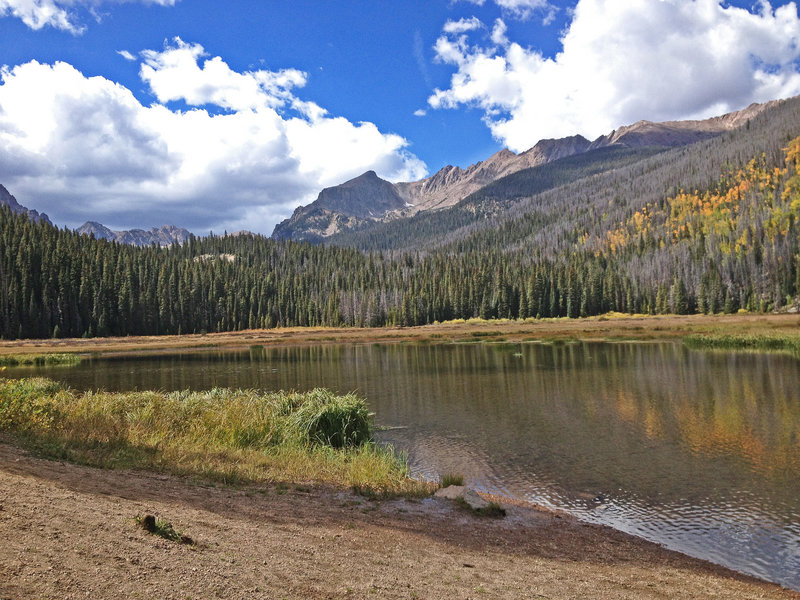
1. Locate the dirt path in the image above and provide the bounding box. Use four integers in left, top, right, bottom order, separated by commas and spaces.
1, 443, 796, 600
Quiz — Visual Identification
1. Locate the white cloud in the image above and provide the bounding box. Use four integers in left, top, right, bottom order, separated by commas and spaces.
414, 109, 427, 117
495, 0, 555, 21
430, 0, 800, 152
442, 16, 485, 34
0, 0, 176, 34
0, 41, 427, 234
117, 49, 136, 61
140, 38, 307, 113
457, 0, 557, 22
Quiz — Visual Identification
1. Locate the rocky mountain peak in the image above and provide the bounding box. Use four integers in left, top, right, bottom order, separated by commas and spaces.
274, 97, 781, 243
0, 184, 52, 225
77, 221, 191, 247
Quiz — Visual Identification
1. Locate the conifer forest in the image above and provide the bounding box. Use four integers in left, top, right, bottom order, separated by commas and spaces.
2, 96, 800, 339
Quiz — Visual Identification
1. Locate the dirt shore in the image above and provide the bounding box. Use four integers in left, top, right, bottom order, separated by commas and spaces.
0, 313, 798, 358
1, 442, 797, 600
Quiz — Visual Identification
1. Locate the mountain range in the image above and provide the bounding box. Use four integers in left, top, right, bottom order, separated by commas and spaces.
0, 97, 786, 249
0, 184, 191, 246
272, 100, 774, 242
75, 221, 192, 247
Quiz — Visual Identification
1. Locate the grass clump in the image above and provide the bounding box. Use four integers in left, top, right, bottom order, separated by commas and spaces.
135, 514, 193, 545
0, 377, 433, 497
288, 389, 371, 448
684, 333, 800, 355
0, 353, 82, 367
454, 497, 506, 518
440, 472, 464, 487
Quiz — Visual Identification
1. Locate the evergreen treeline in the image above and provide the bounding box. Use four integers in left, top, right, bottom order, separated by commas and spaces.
2, 97, 800, 339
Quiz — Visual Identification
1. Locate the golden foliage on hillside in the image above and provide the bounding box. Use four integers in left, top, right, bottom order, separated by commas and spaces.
595, 136, 800, 257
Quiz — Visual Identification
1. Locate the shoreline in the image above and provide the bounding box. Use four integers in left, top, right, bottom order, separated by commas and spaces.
3, 314, 800, 596
1, 440, 797, 599
0, 312, 798, 358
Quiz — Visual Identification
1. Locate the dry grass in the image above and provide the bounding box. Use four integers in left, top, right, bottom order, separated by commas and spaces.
0, 377, 434, 497
1, 313, 799, 360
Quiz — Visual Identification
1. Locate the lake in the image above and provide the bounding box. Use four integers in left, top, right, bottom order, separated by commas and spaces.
11, 341, 800, 590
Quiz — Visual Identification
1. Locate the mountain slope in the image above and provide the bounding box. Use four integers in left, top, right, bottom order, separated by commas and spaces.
272, 100, 776, 242
329, 145, 667, 251
0, 184, 52, 225
272, 171, 407, 241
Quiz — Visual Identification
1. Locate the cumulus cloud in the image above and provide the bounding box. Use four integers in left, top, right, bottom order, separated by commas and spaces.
430, 0, 800, 152
0, 0, 176, 33
0, 40, 427, 233
140, 39, 307, 113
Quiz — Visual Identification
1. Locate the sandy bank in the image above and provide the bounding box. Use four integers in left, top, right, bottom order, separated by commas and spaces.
1, 442, 796, 600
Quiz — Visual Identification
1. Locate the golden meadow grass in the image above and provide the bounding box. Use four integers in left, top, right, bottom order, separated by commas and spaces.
0, 377, 433, 497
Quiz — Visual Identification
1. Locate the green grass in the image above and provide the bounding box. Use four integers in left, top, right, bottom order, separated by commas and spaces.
454, 497, 506, 518
440, 472, 464, 487
0, 377, 433, 497
0, 353, 82, 367
135, 514, 193, 544
684, 333, 800, 355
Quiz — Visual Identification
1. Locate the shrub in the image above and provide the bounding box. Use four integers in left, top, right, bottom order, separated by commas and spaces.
0, 377, 65, 430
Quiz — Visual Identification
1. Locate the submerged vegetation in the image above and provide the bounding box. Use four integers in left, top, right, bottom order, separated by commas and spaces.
0, 353, 81, 367
0, 377, 432, 497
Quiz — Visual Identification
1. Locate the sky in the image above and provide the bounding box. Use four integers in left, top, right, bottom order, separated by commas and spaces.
1, 0, 800, 235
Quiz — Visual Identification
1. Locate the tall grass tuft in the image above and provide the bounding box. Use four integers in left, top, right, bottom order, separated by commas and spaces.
440, 472, 465, 487
0, 378, 434, 497
288, 389, 372, 448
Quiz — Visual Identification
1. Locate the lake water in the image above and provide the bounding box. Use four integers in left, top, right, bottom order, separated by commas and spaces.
11, 341, 800, 590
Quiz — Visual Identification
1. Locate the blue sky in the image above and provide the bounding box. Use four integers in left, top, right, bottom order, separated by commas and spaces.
1, 0, 800, 235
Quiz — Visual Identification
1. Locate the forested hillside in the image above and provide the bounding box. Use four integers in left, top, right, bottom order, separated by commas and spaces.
329, 145, 668, 251
1, 96, 800, 339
